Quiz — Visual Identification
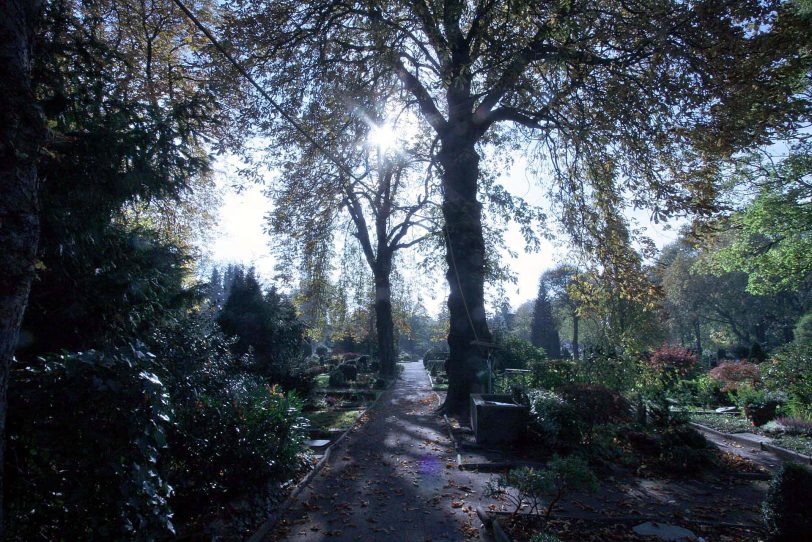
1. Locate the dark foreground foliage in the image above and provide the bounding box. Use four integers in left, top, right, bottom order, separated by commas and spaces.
763, 463, 812, 542
7, 346, 175, 540
7, 318, 308, 540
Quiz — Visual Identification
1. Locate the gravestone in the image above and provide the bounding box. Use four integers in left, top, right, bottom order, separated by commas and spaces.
470, 394, 528, 446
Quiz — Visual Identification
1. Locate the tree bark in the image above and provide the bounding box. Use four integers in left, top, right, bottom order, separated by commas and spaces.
438, 134, 491, 417
693, 320, 703, 363
374, 276, 396, 377
572, 313, 580, 360
0, 0, 44, 534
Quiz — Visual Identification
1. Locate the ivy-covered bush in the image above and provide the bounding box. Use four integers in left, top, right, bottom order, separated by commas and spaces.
6, 345, 174, 540
170, 376, 305, 516
763, 463, 812, 541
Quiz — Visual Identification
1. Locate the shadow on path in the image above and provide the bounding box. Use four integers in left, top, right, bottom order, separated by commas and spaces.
268, 362, 489, 541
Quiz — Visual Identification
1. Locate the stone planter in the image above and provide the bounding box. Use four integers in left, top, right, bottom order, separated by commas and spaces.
470, 394, 529, 446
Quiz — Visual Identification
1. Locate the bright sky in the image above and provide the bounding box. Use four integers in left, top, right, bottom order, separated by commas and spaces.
208, 150, 682, 316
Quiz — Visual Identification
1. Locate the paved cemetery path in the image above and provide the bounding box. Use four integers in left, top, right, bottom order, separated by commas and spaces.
268, 362, 491, 541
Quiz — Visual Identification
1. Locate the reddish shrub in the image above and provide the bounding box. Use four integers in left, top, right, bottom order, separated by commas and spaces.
648, 344, 696, 376
709, 361, 761, 392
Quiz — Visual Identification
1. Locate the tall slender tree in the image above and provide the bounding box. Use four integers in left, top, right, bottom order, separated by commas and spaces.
268, 73, 437, 377
541, 265, 582, 359
530, 280, 561, 359
0, 1, 45, 531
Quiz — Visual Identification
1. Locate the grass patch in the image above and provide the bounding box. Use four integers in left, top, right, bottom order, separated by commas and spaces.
305, 409, 363, 430
433, 383, 448, 391
314, 373, 330, 388
690, 412, 755, 433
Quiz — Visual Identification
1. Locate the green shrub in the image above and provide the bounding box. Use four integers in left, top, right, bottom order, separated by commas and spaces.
170, 376, 305, 513
493, 332, 546, 370
7, 346, 174, 540
694, 373, 730, 407
763, 344, 812, 420
485, 456, 598, 522
531, 533, 562, 542
528, 359, 577, 390
329, 368, 347, 387
525, 390, 580, 450
558, 383, 633, 427
763, 463, 812, 541
793, 313, 812, 347
149, 316, 307, 524
659, 426, 713, 472
580, 349, 641, 392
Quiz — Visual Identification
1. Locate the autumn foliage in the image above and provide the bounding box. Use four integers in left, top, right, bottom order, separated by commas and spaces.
648, 344, 697, 377
710, 361, 761, 392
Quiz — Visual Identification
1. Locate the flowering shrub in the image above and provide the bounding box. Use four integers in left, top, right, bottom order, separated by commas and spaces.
710, 361, 761, 391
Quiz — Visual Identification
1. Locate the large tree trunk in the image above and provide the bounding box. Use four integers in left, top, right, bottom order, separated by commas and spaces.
0, 0, 44, 534
693, 320, 703, 363
374, 272, 396, 377
438, 134, 491, 417
572, 313, 580, 360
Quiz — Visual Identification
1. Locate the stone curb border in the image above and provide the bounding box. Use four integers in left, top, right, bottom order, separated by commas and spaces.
247, 376, 395, 542
690, 422, 812, 466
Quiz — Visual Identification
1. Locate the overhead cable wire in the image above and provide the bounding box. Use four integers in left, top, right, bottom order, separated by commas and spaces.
170, 0, 361, 182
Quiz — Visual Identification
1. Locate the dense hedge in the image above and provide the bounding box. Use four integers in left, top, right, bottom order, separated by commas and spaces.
7, 346, 174, 540
6, 324, 308, 540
